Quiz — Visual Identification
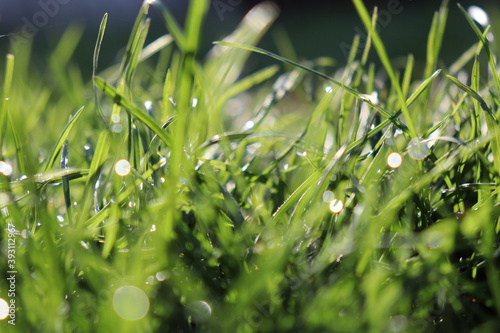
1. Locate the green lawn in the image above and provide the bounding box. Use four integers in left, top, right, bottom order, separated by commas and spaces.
0, 0, 499, 332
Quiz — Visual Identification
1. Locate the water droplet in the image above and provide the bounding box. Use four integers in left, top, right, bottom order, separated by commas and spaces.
390, 315, 408, 333
144, 100, 153, 112
322, 190, 335, 203
113, 286, 150, 321
80, 241, 90, 250
360, 91, 379, 105
244, 120, 255, 130
21, 229, 29, 239
0, 161, 13, 176
407, 138, 429, 160
150, 224, 157, 232
115, 159, 131, 177
111, 123, 122, 133
468, 6, 489, 27
387, 152, 403, 169
56, 215, 65, 223
186, 301, 212, 323
296, 150, 307, 157
0, 298, 9, 320
128, 201, 136, 208
156, 271, 169, 281
191, 98, 198, 108
325, 86, 333, 94
111, 114, 121, 124
329, 199, 344, 214
146, 0, 156, 4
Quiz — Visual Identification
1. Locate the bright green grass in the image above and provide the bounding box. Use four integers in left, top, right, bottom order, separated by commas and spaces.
1, 0, 500, 332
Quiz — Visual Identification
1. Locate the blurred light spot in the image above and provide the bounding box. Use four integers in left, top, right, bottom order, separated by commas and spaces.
160, 177, 166, 183
407, 138, 428, 160
0, 193, 10, 206
156, 271, 169, 281
322, 190, 335, 203
21, 229, 29, 239
329, 199, 344, 213
56, 215, 64, 223
111, 114, 121, 123
113, 286, 150, 321
150, 224, 157, 232
115, 159, 131, 177
424, 231, 444, 249
80, 241, 90, 250
0, 161, 13, 176
186, 301, 212, 323
146, 0, 156, 4
468, 6, 489, 27
390, 315, 408, 333
244, 120, 255, 130
111, 123, 122, 133
325, 86, 333, 94
296, 150, 307, 157
191, 98, 198, 108
387, 152, 402, 169
360, 91, 379, 105
128, 201, 136, 208
0, 298, 8, 320
144, 100, 153, 111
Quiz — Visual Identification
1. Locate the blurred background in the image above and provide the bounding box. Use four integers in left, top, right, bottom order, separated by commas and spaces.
0, 0, 499, 75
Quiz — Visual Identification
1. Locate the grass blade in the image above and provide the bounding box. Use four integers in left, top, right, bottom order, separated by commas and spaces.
43, 106, 84, 172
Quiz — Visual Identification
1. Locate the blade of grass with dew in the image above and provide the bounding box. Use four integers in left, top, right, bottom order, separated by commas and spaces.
351, 0, 417, 137
94, 77, 171, 146
43, 106, 84, 172
61, 140, 72, 224
0, 53, 14, 154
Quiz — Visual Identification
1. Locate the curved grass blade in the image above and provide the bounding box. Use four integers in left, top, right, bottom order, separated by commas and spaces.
446, 74, 493, 116
214, 41, 409, 133
43, 106, 84, 172
94, 77, 171, 147
61, 141, 72, 223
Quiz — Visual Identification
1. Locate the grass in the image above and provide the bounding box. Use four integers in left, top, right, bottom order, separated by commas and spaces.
1, 0, 500, 332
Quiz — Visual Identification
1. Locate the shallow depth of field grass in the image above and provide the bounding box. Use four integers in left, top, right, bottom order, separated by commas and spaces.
1, 0, 500, 332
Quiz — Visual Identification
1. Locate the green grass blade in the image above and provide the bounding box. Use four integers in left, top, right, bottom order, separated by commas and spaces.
94, 77, 171, 146
43, 106, 84, 172
351, 0, 417, 137
0, 53, 14, 155
445, 74, 493, 115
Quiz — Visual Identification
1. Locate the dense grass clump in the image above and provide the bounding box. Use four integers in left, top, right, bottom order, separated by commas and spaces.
0, 0, 500, 331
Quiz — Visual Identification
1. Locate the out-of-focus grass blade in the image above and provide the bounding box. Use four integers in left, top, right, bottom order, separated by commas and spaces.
94, 77, 171, 146
0, 168, 89, 192
0, 54, 14, 152
446, 74, 493, 116
425, 0, 448, 78
215, 65, 279, 110
139, 34, 173, 62
156, 1, 187, 51
206, 3, 279, 89
352, 0, 417, 137
43, 106, 84, 172
406, 69, 442, 106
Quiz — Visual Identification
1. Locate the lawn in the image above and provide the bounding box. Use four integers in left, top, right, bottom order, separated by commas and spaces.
0, 0, 499, 332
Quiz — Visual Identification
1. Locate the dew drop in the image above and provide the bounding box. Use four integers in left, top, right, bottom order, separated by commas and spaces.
468, 5, 489, 27
322, 190, 335, 203
407, 138, 429, 160
387, 152, 402, 169
0, 161, 13, 176
186, 301, 212, 324
0, 298, 9, 320
113, 286, 150, 321
115, 159, 131, 177
329, 199, 344, 214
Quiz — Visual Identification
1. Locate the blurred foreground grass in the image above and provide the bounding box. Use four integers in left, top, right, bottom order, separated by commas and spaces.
0, 0, 500, 332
